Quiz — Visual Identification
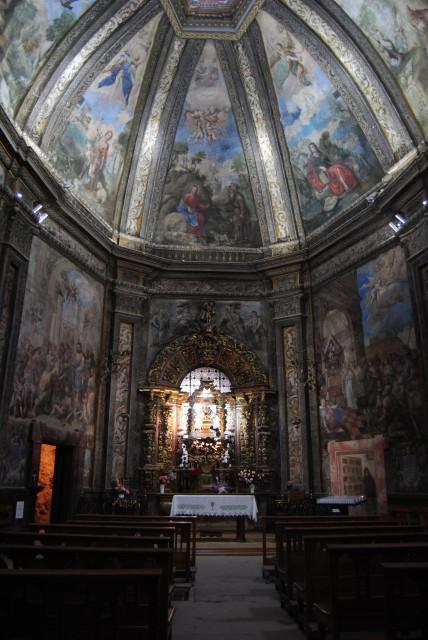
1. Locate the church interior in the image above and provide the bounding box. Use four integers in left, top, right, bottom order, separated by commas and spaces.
0, 0, 428, 638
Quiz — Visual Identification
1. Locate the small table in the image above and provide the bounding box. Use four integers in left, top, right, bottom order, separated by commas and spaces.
170, 494, 258, 542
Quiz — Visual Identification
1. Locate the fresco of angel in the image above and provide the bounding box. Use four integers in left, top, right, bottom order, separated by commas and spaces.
183, 107, 228, 144
270, 38, 311, 89
97, 51, 142, 107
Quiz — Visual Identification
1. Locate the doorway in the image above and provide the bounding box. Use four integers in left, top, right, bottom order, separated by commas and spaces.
34, 443, 75, 523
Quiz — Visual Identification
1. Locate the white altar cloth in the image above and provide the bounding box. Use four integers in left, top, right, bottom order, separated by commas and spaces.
170, 494, 258, 521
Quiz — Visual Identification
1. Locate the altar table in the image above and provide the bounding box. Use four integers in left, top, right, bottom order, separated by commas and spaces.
170, 494, 258, 542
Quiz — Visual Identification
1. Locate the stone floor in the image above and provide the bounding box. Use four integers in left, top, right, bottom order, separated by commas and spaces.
173, 556, 306, 640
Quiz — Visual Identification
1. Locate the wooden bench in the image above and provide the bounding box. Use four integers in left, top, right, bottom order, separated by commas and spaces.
261, 515, 391, 579
275, 522, 418, 611
294, 530, 428, 635
382, 561, 428, 639
30, 520, 193, 582
312, 542, 428, 639
0, 543, 174, 640
68, 517, 196, 582
73, 514, 197, 573
0, 529, 172, 549
0, 568, 164, 640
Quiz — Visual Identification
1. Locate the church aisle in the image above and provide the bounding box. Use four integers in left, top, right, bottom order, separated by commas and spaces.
173, 556, 305, 640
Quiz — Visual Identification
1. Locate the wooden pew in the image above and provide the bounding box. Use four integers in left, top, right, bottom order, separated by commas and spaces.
275, 522, 417, 611
74, 513, 197, 573
294, 530, 428, 635
312, 542, 428, 639
0, 544, 174, 640
0, 568, 163, 640
69, 516, 196, 582
29, 520, 193, 582
382, 561, 428, 640
0, 529, 172, 549
261, 515, 390, 579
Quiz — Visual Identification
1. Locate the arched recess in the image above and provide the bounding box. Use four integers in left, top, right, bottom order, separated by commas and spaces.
146, 326, 268, 390
138, 325, 275, 490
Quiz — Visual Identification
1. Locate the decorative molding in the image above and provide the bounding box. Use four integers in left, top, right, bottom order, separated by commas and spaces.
160, 0, 265, 40
234, 40, 292, 241
150, 277, 268, 296
126, 37, 186, 235
147, 326, 268, 388
40, 218, 107, 278
114, 290, 146, 316
278, 0, 412, 159
111, 322, 133, 481
141, 39, 204, 242
401, 216, 428, 261
311, 226, 393, 286
273, 295, 302, 318
283, 325, 303, 484
216, 42, 271, 245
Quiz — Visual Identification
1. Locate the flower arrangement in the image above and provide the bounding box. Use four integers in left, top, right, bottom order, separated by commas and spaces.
238, 468, 257, 485
159, 475, 170, 485
256, 470, 272, 481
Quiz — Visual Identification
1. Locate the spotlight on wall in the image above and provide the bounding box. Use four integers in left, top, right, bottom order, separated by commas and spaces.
388, 212, 407, 234
15, 191, 23, 200
423, 199, 428, 206
36, 212, 49, 224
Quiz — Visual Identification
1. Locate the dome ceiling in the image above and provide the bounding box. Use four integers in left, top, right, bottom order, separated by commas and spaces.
0, 0, 425, 261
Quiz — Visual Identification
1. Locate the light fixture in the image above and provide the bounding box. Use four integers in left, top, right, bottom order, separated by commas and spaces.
32, 202, 43, 214
388, 212, 407, 234
423, 199, 428, 207
36, 212, 48, 224
15, 191, 23, 200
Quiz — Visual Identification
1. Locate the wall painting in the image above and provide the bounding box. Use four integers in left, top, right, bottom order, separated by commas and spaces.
257, 11, 384, 234
0, 0, 96, 116
314, 245, 428, 496
335, 0, 428, 135
158, 41, 262, 248
4, 237, 104, 486
50, 15, 161, 226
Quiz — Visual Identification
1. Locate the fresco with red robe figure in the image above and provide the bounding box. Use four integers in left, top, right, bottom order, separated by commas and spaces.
159, 41, 262, 248
258, 10, 384, 234
314, 246, 428, 494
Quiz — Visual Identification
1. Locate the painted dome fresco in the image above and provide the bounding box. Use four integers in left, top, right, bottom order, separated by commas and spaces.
0, 0, 426, 261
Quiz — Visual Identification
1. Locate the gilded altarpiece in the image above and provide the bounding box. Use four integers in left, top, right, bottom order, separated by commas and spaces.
283, 326, 304, 486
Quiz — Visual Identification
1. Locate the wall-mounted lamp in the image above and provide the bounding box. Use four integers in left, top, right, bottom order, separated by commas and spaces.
388, 212, 407, 234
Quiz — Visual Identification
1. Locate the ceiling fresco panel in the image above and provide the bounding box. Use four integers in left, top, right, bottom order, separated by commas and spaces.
150, 41, 263, 248
257, 10, 384, 235
47, 14, 162, 227
334, 0, 428, 137
0, 0, 97, 117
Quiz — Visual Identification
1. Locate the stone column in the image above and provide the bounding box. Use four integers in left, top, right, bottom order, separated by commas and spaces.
105, 286, 146, 487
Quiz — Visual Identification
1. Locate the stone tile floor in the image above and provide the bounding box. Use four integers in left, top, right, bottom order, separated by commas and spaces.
173, 556, 305, 640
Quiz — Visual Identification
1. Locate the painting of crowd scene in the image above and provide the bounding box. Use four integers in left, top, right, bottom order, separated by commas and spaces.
50, 16, 160, 225
314, 246, 428, 493
257, 11, 384, 234
159, 41, 262, 248
8, 239, 104, 438
0, 0, 96, 117
147, 299, 268, 367
335, 0, 428, 135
